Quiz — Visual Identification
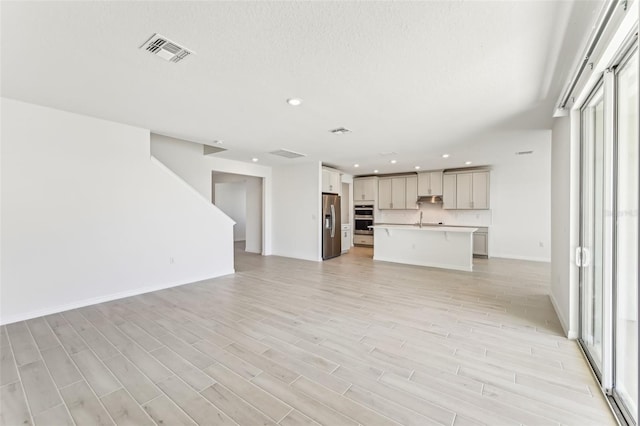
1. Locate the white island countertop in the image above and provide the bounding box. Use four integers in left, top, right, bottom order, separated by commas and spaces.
370, 224, 478, 271
371, 224, 478, 233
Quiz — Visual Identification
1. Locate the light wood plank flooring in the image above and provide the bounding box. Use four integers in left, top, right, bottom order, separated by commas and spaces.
1, 246, 616, 425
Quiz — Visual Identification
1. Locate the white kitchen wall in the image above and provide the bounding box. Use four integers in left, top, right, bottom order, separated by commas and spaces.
1, 98, 235, 324
150, 133, 272, 255
215, 182, 247, 241
272, 162, 322, 261
490, 142, 551, 262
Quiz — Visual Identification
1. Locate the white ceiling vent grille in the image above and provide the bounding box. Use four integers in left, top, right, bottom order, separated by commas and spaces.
269, 149, 307, 159
329, 127, 352, 134
140, 33, 193, 63
515, 150, 534, 155
203, 145, 227, 156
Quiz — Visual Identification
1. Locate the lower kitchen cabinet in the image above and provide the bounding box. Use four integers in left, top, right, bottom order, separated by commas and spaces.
473, 228, 489, 257
353, 234, 373, 246
341, 225, 351, 253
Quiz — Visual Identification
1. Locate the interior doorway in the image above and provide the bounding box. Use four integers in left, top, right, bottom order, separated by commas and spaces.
212, 171, 264, 255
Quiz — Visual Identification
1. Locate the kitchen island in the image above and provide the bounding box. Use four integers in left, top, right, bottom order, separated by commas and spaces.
371, 224, 478, 271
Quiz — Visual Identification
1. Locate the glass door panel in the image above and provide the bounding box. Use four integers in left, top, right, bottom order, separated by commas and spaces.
580, 84, 605, 373
614, 47, 638, 424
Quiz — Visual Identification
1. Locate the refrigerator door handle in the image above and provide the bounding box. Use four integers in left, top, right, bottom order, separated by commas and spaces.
330, 204, 336, 238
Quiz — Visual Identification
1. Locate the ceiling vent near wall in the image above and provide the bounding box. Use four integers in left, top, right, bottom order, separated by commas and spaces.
515, 150, 534, 155
140, 33, 194, 63
203, 145, 227, 156
269, 149, 307, 159
329, 127, 352, 134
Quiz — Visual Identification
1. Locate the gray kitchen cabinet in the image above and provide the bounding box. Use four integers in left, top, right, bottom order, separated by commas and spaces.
473, 227, 489, 257
322, 167, 341, 194
444, 170, 490, 210
341, 225, 351, 253
456, 173, 473, 209
379, 176, 414, 209
391, 177, 406, 209
471, 171, 489, 209
442, 174, 457, 209
405, 175, 418, 209
353, 177, 377, 201
353, 234, 373, 246
378, 178, 393, 209
417, 171, 443, 196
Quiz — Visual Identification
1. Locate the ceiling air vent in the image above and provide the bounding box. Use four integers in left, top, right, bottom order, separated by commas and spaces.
203, 145, 227, 156
329, 127, 352, 134
269, 149, 307, 159
140, 33, 194, 63
515, 150, 534, 155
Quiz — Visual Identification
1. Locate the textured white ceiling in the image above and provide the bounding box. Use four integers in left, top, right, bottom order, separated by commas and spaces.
1, 1, 601, 174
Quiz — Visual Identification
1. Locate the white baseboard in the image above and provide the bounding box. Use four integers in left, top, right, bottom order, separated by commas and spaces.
490, 254, 551, 263
0, 269, 235, 326
549, 292, 578, 339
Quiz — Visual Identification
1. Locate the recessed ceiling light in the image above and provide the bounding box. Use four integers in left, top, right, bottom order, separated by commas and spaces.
414, 166, 421, 170
390, 160, 397, 164
252, 158, 259, 162
373, 170, 379, 173
354, 164, 360, 168
465, 161, 472, 165
286, 98, 302, 106
442, 154, 450, 158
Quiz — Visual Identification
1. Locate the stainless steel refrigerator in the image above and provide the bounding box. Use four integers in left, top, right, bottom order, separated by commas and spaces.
322, 193, 341, 260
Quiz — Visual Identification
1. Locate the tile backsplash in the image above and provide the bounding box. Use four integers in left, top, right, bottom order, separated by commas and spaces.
376, 204, 492, 227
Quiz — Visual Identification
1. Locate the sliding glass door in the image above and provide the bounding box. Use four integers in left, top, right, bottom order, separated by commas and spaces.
613, 47, 638, 425
580, 84, 606, 374
579, 42, 638, 425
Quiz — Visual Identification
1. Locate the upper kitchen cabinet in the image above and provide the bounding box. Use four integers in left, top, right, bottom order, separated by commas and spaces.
443, 170, 490, 209
442, 174, 457, 209
378, 175, 416, 209
417, 171, 443, 196
378, 178, 393, 209
322, 167, 341, 194
405, 175, 418, 209
353, 177, 377, 202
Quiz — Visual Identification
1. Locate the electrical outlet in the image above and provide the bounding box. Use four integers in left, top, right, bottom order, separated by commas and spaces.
539, 242, 544, 248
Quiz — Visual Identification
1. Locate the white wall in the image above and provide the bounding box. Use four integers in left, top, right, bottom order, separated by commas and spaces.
489, 134, 551, 262
377, 133, 552, 262
1, 98, 235, 324
272, 162, 322, 261
550, 114, 579, 338
150, 133, 272, 255
215, 182, 246, 241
